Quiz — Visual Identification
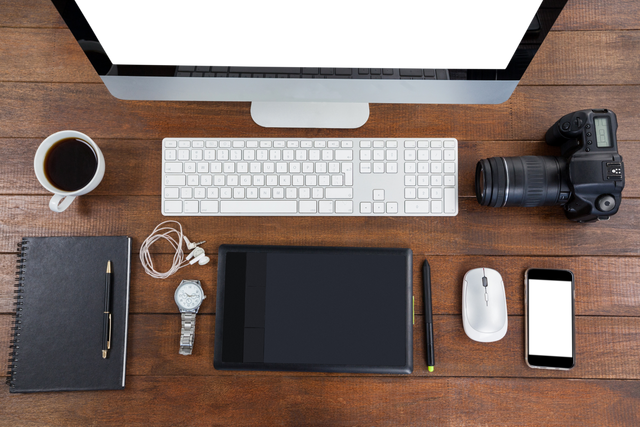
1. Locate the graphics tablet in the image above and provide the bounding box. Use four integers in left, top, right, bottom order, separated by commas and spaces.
214, 245, 413, 374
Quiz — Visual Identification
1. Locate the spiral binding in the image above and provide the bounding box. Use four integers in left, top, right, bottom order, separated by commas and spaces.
6, 238, 27, 388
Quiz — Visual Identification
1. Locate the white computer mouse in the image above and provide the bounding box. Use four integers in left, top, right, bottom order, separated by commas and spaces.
462, 267, 508, 342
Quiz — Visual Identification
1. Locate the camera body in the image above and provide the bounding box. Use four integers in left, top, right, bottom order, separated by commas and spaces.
546, 109, 624, 222
475, 109, 625, 222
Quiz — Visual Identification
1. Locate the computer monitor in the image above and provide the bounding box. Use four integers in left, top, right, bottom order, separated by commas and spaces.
51, 0, 567, 129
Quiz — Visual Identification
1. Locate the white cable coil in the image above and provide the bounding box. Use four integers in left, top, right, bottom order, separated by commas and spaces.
139, 220, 209, 279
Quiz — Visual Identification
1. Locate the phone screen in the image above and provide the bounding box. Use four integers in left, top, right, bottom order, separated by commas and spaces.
526, 269, 575, 369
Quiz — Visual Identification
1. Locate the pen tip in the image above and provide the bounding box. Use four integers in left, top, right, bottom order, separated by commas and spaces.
106, 260, 111, 273
428, 366, 434, 372
102, 350, 107, 359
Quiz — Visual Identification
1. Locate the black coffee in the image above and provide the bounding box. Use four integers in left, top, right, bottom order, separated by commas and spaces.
44, 138, 98, 192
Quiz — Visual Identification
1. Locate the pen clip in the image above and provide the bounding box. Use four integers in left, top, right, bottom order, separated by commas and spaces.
107, 313, 112, 350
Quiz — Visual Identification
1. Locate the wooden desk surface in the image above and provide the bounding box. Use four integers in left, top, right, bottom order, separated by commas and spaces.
1, 0, 639, 425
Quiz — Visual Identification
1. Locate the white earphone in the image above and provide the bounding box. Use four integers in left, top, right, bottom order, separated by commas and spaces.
139, 221, 210, 279
183, 235, 206, 250
186, 247, 210, 266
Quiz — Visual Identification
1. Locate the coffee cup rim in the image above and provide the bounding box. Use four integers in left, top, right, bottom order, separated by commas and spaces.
34, 130, 105, 196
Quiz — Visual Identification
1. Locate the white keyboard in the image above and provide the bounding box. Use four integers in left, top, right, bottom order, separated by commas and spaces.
162, 138, 458, 216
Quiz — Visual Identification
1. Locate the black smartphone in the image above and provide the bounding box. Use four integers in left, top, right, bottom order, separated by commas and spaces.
525, 268, 575, 370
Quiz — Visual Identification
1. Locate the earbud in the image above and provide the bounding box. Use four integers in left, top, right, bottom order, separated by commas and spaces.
189, 252, 210, 266
186, 247, 210, 266
186, 247, 204, 261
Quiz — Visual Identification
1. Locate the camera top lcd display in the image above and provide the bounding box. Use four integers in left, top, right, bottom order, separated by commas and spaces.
594, 117, 612, 148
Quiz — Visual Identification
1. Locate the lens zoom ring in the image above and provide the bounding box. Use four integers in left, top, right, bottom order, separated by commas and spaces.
521, 157, 547, 207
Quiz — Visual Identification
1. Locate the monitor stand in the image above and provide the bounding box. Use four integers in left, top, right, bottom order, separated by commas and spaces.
250, 102, 369, 129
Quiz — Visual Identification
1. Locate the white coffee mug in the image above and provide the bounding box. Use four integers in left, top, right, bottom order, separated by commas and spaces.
34, 130, 105, 212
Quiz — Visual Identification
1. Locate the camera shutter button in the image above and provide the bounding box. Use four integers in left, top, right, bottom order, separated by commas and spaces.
562, 122, 571, 131
596, 195, 616, 212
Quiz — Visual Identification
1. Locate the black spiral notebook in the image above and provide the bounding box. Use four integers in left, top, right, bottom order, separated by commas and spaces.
7, 236, 131, 393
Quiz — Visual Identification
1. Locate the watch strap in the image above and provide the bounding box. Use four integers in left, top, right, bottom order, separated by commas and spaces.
179, 312, 197, 355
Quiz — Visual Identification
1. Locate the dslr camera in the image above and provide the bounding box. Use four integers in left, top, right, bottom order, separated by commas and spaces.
475, 109, 625, 222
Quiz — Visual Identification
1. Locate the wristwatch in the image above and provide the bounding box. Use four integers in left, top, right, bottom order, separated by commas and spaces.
174, 280, 206, 355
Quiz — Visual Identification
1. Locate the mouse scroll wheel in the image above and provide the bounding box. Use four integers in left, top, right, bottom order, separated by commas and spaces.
482, 276, 488, 287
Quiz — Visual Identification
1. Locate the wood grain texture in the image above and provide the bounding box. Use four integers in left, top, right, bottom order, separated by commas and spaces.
0, 28, 100, 83
2, 83, 640, 141
553, 0, 640, 31
2, 254, 639, 316
2, 313, 640, 381
2, 197, 640, 256
0, 0, 66, 28
0, 375, 638, 426
1, 0, 639, 424
2, 139, 639, 198
519, 31, 640, 85
1, 28, 639, 86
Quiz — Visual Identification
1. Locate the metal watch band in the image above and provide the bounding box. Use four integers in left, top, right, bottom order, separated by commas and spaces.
179, 312, 197, 355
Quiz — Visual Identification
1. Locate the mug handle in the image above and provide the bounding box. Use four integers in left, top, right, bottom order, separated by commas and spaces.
49, 194, 76, 212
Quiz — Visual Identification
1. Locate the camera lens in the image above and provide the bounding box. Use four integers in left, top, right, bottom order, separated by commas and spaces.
475, 156, 567, 207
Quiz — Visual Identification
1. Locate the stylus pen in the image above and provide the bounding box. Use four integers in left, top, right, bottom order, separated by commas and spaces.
102, 260, 113, 359
423, 260, 435, 372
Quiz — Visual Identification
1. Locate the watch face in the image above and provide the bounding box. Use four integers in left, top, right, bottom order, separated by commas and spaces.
176, 282, 204, 310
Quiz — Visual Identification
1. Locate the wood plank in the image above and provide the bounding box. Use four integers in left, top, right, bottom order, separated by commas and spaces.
3, 138, 638, 198
2, 254, 639, 317
2, 314, 639, 380
122, 315, 640, 380
553, 0, 640, 31
0, 0, 66, 28
1, 83, 639, 141
2, 197, 640, 256
519, 31, 640, 85
0, 28, 100, 83
418, 256, 640, 317
2, 28, 639, 86
0, 375, 638, 426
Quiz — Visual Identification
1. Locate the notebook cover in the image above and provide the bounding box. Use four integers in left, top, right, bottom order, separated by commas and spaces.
7, 236, 131, 393
214, 245, 413, 374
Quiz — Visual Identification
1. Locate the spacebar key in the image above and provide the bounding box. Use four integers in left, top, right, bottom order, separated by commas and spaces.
220, 200, 297, 214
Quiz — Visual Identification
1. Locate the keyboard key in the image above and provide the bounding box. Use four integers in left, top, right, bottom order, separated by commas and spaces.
444, 188, 456, 213
165, 188, 179, 199
318, 200, 333, 213
184, 201, 199, 213
299, 200, 317, 213
164, 140, 177, 148
431, 200, 443, 214
335, 200, 353, 213
201, 201, 219, 213
444, 149, 456, 161
165, 175, 186, 186
405, 201, 429, 213
164, 201, 182, 213
386, 202, 398, 213
165, 162, 183, 173
326, 188, 353, 199
335, 150, 352, 160
387, 163, 398, 173
444, 175, 456, 186
373, 189, 385, 200
359, 202, 371, 213
220, 200, 297, 213
164, 149, 177, 160
373, 202, 385, 213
